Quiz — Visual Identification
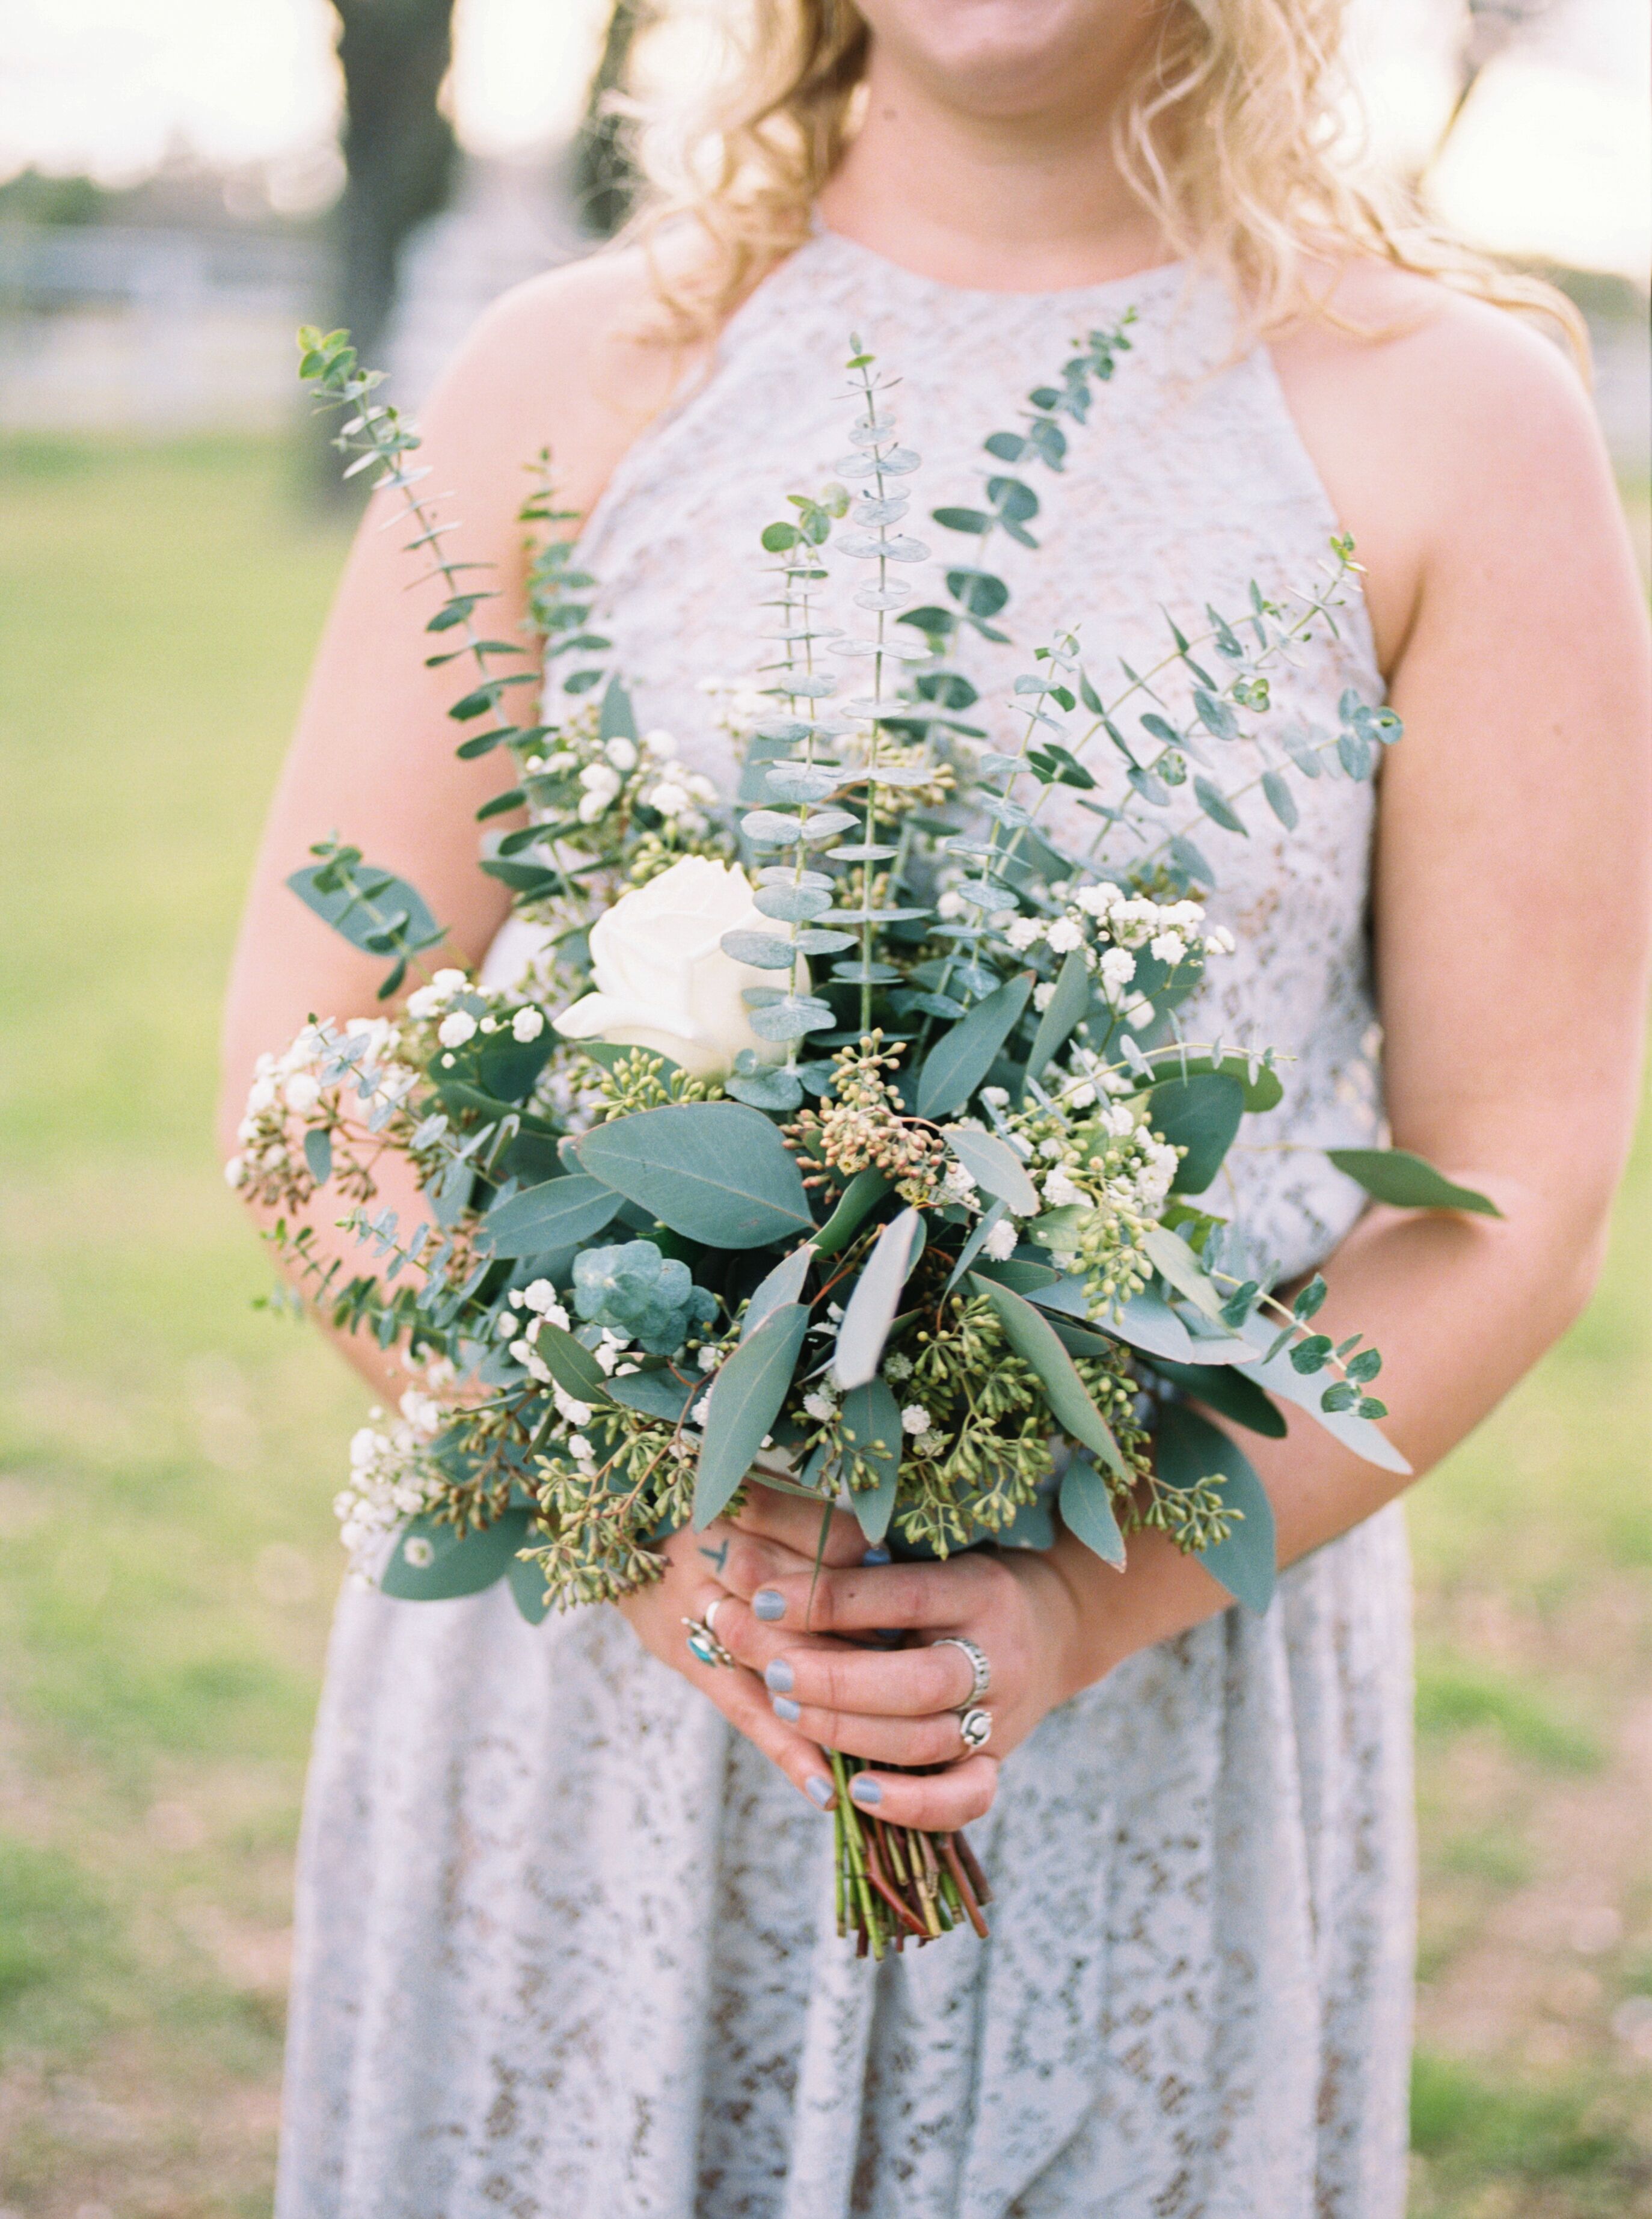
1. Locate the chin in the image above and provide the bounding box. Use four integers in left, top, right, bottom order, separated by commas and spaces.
858, 0, 1152, 117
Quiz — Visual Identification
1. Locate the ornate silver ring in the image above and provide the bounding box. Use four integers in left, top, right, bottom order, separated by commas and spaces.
930, 1634, 992, 1707
958, 1706, 993, 1753
683, 1615, 735, 1669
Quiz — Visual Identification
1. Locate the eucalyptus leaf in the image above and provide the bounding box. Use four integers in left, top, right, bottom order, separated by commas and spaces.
941, 1125, 1040, 1215
1058, 1456, 1125, 1566
302, 1126, 333, 1185
1229, 1316, 1411, 1475
1105, 1288, 1249, 1364
1146, 1072, 1245, 1195
742, 1244, 815, 1340
1021, 948, 1092, 1088
969, 1274, 1127, 1477
1146, 1357, 1287, 1438
834, 1208, 923, 1389
916, 972, 1033, 1119
1155, 1403, 1276, 1613
1140, 1226, 1229, 1324
840, 1378, 901, 1544
812, 1167, 893, 1257
485, 1173, 625, 1257
576, 1103, 814, 1248
531, 1319, 614, 1409
505, 1548, 552, 1624
604, 1367, 702, 1423
1324, 1148, 1502, 1217
720, 929, 800, 969
1134, 1048, 1283, 1113
693, 1303, 812, 1527
380, 1508, 529, 1601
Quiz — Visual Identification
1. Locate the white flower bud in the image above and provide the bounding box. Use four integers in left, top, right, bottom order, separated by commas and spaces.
437, 1011, 477, 1048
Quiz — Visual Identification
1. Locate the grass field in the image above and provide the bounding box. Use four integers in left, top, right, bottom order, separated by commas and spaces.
1, 434, 1648, 2217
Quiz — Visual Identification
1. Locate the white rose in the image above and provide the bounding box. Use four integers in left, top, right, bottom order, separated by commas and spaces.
553, 856, 802, 1081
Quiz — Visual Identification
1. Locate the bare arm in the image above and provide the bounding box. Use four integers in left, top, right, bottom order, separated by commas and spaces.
707, 290, 1652, 1828
218, 253, 692, 1395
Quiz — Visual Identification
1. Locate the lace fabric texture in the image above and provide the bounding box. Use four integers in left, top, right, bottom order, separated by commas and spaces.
277, 232, 1414, 2219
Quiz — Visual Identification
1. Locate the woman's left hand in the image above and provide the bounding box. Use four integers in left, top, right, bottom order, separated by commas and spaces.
711, 1541, 1087, 1831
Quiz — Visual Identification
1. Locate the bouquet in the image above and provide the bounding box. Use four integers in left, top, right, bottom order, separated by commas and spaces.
232, 318, 1496, 1957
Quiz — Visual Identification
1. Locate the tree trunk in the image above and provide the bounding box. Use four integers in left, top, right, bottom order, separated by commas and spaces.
331, 0, 459, 361
572, 1, 644, 241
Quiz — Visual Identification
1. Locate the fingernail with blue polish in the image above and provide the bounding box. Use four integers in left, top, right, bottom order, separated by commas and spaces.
850, 1775, 882, 1807
861, 1544, 891, 1566
754, 1589, 786, 1622
772, 1694, 800, 1723
764, 1659, 793, 1693
806, 1776, 834, 1808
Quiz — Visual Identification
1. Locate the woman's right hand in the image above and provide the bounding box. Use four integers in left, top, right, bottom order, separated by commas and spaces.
612, 1484, 869, 1811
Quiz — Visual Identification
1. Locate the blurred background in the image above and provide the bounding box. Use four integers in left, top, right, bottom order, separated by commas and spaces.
0, 4, 1647, 2214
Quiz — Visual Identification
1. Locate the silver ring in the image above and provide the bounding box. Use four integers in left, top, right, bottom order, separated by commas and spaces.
959, 1706, 993, 1752
683, 1616, 735, 1669
930, 1635, 991, 1707
704, 1594, 730, 1639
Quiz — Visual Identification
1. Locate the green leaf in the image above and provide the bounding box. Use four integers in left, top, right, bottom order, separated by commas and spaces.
380, 1508, 530, 1601
941, 1126, 1039, 1215
969, 1274, 1127, 1478
834, 1208, 923, 1389
742, 1244, 815, 1340
971, 1256, 1063, 1296
811, 1167, 892, 1257
1229, 1316, 1410, 1475
693, 1303, 812, 1526
286, 862, 441, 959
531, 1319, 614, 1408
1194, 776, 1247, 834
1146, 1072, 1245, 1195
720, 929, 799, 969
302, 1127, 333, 1185
1140, 1226, 1229, 1325
1132, 1048, 1283, 1113
505, 1547, 552, 1623
943, 1199, 1010, 1293
916, 972, 1033, 1119
1058, 1456, 1125, 1566
598, 676, 637, 741
604, 1366, 701, 1422
1104, 1288, 1249, 1364
933, 506, 992, 535
1155, 1404, 1276, 1613
746, 994, 836, 1044
840, 1378, 901, 1544
1021, 948, 1092, 1088
1325, 1148, 1502, 1217
484, 1173, 625, 1257
725, 1064, 805, 1112
1261, 768, 1299, 829
1146, 1357, 1287, 1438
575, 1103, 814, 1248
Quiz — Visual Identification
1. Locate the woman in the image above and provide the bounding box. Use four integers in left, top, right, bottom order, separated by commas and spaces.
223, 2, 1650, 2212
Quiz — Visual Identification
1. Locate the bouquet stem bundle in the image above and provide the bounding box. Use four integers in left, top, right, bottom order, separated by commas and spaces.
830, 1749, 993, 1954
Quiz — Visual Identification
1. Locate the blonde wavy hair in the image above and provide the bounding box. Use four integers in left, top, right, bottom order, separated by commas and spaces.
622, 0, 1585, 364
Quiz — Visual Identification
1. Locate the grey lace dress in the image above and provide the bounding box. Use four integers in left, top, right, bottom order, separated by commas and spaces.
275, 228, 1415, 2219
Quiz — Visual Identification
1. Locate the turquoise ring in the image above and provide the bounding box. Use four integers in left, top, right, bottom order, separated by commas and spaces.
683, 1615, 735, 1669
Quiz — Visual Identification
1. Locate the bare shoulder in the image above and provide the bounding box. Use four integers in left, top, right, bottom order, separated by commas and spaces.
1268, 262, 1617, 669
416, 241, 713, 521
